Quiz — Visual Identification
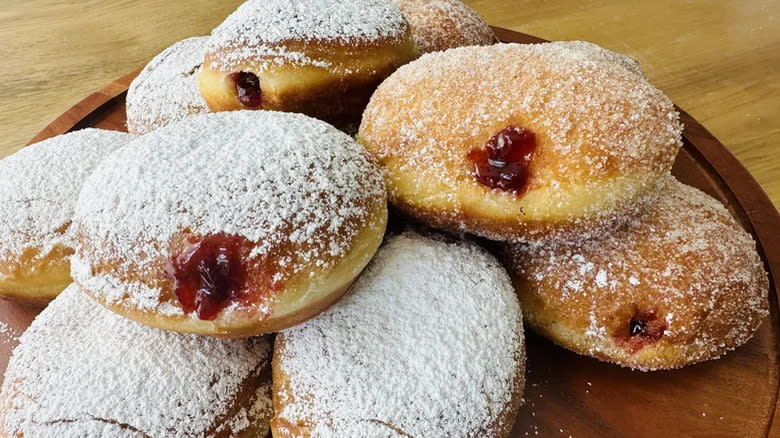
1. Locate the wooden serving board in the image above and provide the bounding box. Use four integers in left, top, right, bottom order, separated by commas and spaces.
3, 27, 779, 437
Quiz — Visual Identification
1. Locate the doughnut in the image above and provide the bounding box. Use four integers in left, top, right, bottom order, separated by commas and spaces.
126, 36, 210, 135
392, 0, 497, 53
0, 129, 133, 305
503, 178, 769, 370
0, 284, 273, 437
197, 0, 417, 130
71, 111, 387, 337
358, 41, 682, 241
273, 231, 525, 437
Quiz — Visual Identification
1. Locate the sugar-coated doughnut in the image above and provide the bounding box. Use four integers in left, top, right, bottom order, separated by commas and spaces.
273, 231, 525, 437
503, 179, 769, 370
0, 129, 133, 305
72, 111, 387, 337
358, 41, 682, 241
393, 0, 497, 53
126, 36, 210, 135
198, 0, 417, 130
0, 284, 273, 437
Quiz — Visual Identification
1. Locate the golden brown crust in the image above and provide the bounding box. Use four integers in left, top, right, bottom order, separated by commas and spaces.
76, 203, 387, 338
358, 42, 682, 241
394, 0, 497, 53
271, 338, 308, 438
0, 129, 133, 305
503, 179, 770, 370
0, 244, 73, 305
199, 26, 418, 129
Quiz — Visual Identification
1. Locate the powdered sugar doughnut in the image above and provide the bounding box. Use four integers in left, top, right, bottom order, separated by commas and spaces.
126, 36, 210, 135
503, 179, 769, 370
0, 129, 133, 305
198, 0, 417, 130
393, 0, 497, 53
0, 284, 273, 437
358, 41, 682, 241
273, 231, 525, 437
72, 111, 387, 337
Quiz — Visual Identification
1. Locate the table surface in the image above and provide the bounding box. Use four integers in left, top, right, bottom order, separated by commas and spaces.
1, 0, 777, 208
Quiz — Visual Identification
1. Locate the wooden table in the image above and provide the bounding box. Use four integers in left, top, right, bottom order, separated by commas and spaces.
1, 0, 777, 208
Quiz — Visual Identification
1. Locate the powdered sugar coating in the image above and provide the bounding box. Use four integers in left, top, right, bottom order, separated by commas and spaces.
557, 41, 644, 77
0, 284, 272, 437
126, 37, 210, 135
72, 111, 385, 318
207, 0, 408, 71
0, 129, 133, 276
504, 179, 769, 370
393, 0, 496, 53
358, 41, 682, 241
275, 231, 525, 437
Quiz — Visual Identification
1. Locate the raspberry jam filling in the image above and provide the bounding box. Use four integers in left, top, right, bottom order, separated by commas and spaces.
468, 126, 536, 194
169, 233, 250, 321
229, 71, 263, 108
615, 309, 667, 353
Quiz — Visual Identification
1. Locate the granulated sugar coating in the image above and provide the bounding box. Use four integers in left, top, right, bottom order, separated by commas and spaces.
0, 129, 133, 277
71, 111, 385, 321
358, 41, 682, 242
504, 178, 769, 370
0, 284, 273, 437
274, 231, 525, 438
207, 0, 408, 71
126, 36, 210, 135
392, 0, 497, 53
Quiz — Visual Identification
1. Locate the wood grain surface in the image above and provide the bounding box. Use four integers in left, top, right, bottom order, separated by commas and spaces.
0, 0, 778, 209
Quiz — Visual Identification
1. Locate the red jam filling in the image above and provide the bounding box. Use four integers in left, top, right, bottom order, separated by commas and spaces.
616, 309, 667, 353
467, 126, 536, 194
169, 233, 250, 321
229, 72, 263, 108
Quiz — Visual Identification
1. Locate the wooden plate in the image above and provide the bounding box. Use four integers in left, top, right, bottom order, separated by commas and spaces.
3, 27, 778, 437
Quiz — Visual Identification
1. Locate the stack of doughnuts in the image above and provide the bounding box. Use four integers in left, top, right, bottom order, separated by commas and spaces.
0, 0, 771, 436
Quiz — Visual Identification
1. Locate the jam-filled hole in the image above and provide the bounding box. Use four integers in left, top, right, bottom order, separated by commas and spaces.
168, 233, 250, 320
615, 308, 667, 353
229, 72, 263, 109
467, 126, 536, 194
